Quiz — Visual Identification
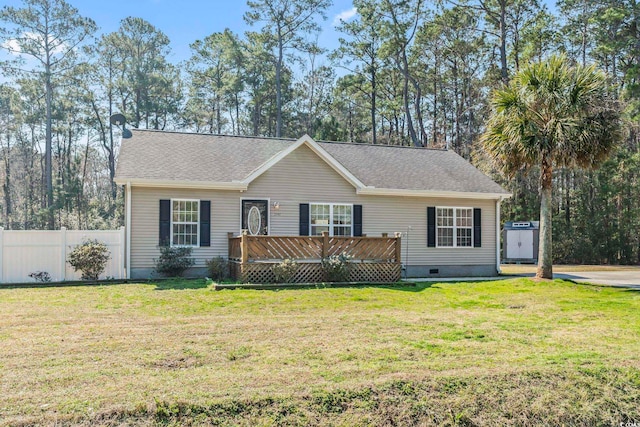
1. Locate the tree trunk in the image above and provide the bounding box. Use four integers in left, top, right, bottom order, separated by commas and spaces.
537, 154, 553, 279
307, 54, 316, 135
228, 106, 235, 135
499, 0, 509, 85
275, 35, 283, 137
235, 93, 241, 135
400, 50, 419, 146
581, 0, 587, 66
410, 72, 427, 146
45, 69, 54, 229
564, 169, 570, 226
371, 64, 377, 145
3, 134, 11, 229
80, 135, 91, 229
252, 101, 260, 136
348, 103, 354, 142
432, 48, 439, 147
453, 61, 461, 152
216, 94, 222, 134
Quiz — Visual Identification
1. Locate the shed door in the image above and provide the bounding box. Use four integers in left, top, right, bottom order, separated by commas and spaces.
518, 230, 534, 259
507, 230, 534, 259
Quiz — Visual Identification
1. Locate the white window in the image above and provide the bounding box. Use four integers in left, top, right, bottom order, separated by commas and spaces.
437, 207, 473, 248
310, 203, 352, 236
171, 199, 199, 246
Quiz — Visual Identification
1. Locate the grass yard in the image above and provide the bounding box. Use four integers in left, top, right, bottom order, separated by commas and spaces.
1, 278, 640, 426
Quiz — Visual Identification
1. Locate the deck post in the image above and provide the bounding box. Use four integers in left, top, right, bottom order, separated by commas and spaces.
227, 232, 235, 260
240, 231, 249, 282
241, 230, 249, 264
321, 231, 329, 258
394, 232, 402, 264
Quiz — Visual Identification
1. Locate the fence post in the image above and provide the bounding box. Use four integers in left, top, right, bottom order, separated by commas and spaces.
321, 231, 329, 259
0, 227, 3, 283
394, 232, 402, 264
120, 226, 126, 279
60, 227, 67, 281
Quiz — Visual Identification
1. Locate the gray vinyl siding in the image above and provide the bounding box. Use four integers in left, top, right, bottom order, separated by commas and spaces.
129, 144, 498, 269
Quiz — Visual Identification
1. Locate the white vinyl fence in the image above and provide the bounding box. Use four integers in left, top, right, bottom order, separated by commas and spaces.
0, 227, 125, 284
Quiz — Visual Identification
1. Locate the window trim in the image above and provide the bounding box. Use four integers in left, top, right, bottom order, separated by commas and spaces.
435, 206, 474, 248
170, 198, 200, 247
309, 202, 354, 237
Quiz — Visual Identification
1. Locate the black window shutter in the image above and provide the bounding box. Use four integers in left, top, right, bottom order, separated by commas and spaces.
427, 206, 436, 247
159, 199, 170, 246
299, 204, 310, 236
353, 205, 363, 237
200, 200, 211, 247
473, 208, 482, 247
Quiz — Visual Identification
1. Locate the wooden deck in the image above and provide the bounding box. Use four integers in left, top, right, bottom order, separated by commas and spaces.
228, 232, 402, 283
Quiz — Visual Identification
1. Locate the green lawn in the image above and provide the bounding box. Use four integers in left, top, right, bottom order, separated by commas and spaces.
1, 278, 639, 426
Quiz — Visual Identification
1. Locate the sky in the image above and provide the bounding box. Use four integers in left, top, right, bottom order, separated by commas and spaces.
2, 0, 359, 64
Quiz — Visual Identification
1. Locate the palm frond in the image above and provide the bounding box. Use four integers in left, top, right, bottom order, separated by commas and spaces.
481, 54, 621, 176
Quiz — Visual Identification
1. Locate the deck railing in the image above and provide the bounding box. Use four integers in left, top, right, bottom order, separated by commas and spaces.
228, 231, 401, 283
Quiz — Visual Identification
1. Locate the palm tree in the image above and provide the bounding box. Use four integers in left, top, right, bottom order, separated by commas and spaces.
481, 55, 621, 279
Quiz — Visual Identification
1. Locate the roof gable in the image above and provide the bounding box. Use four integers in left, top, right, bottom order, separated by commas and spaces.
241, 135, 367, 189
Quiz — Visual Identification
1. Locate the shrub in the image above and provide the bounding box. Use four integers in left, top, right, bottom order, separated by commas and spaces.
67, 239, 111, 280
28, 271, 52, 283
206, 256, 229, 282
155, 246, 195, 277
321, 254, 352, 282
271, 259, 298, 283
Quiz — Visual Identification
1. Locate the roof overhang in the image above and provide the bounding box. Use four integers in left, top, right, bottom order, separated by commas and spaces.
241, 135, 367, 189
357, 187, 512, 200
113, 178, 248, 191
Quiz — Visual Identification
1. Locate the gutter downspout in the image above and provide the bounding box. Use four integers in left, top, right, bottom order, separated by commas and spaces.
126, 181, 132, 279
496, 196, 503, 274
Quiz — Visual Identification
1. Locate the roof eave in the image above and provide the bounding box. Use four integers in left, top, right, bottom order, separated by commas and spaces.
357, 187, 512, 200
113, 177, 248, 191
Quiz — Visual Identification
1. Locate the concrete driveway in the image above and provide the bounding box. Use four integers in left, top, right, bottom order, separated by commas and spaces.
408, 266, 640, 289
553, 270, 640, 289
502, 265, 640, 289
502, 264, 640, 290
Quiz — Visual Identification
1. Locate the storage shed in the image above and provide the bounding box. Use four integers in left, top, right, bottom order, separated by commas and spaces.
503, 221, 539, 263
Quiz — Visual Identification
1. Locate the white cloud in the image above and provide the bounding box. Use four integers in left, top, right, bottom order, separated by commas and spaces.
1, 39, 22, 53
332, 7, 357, 26
1, 32, 66, 55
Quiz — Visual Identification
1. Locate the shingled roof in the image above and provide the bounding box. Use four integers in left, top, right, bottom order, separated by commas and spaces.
114, 129, 509, 198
